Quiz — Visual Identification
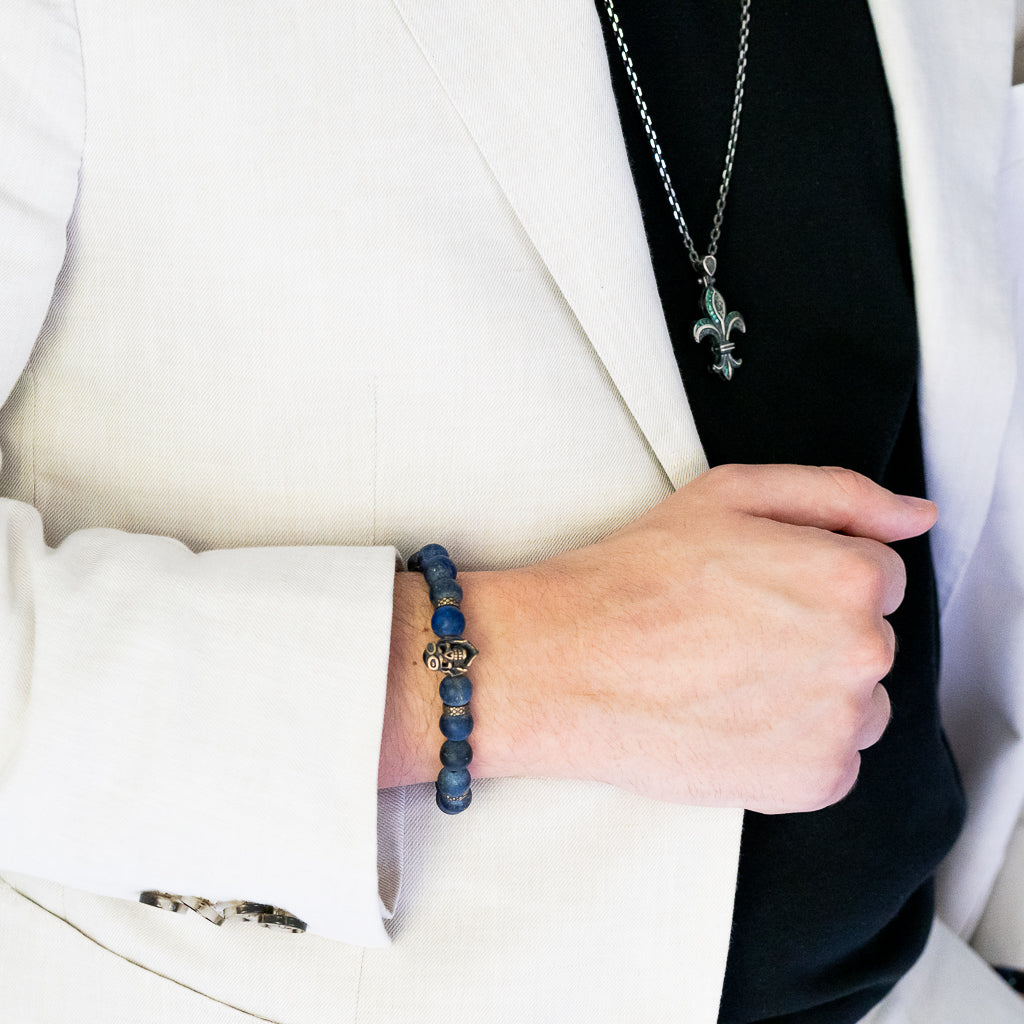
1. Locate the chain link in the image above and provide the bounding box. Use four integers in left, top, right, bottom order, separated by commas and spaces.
602, 0, 751, 276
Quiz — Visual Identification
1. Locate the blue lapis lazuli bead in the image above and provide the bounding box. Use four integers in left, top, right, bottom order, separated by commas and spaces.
417, 544, 449, 565
431, 605, 465, 637
439, 708, 474, 741
438, 675, 472, 707
436, 766, 472, 797
422, 557, 457, 587
408, 544, 448, 573
440, 739, 473, 769
429, 578, 463, 607
436, 786, 472, 814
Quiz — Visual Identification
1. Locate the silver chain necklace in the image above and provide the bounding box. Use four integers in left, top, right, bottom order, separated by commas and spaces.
603, 0, 752, 381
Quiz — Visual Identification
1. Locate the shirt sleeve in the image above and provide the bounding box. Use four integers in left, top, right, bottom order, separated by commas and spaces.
0, 0, 398, 948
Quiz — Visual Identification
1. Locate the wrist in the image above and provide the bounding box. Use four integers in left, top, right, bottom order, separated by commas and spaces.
378, 563, 582, 791
379, 564, 538, 790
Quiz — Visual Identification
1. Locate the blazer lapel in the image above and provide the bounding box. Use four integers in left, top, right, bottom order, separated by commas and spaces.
868, 0, 1016, 612
389, 0, 708, 489
391, 0, 1018, 601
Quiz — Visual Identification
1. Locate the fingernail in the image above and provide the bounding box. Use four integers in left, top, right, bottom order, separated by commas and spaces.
897, 494, 935, 512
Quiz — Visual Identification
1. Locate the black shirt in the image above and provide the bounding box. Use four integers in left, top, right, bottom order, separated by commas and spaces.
595, 3, 966, 1021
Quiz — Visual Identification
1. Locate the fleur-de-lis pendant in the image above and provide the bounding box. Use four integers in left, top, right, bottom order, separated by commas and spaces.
692, 258, 745, 381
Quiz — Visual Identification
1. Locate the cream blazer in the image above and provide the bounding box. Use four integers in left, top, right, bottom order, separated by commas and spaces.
0, 1, 1020, 1021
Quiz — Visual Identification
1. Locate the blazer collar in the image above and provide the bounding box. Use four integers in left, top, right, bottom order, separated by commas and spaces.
392, 0, 1016, 608
390, 0, 709, 489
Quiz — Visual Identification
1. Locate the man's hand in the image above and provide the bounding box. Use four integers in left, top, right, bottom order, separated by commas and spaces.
383, 465, 936, 815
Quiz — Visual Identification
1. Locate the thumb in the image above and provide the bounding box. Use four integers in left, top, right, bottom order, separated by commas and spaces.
711, 464, 937, 543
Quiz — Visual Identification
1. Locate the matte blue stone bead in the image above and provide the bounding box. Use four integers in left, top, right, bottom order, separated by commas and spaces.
435, 786, 473, 814
436, 767, 472, 797
422, 558, 457, 586
439, 707, 474, 740
440, 739, 473, 769
408, 544, 448, 573
417, 544, 449, 565
438, 676, 472, 707
429, 578, 463, 607
431, 605, 465, 637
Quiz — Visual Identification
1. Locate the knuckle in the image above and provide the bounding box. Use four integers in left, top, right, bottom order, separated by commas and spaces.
883, 551, 909, 611
836, 547, 886, 604
704, 462, 747, 494
781, 717, 864, 812
875, 682, 892, 722
805, 752, 861, 811
884, 544, 907, 579
876, 541, 906, 580
860, 692, 892, 752
850, 627, 896, 681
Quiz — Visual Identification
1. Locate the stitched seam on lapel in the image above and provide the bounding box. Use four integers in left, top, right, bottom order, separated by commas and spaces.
386, 1, 582, 326
386, 0, 707, 491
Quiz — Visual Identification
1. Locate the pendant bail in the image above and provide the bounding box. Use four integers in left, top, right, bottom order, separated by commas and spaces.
700, 254, 717, 288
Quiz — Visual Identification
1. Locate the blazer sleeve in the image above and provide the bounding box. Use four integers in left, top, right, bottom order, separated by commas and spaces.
0, 0, 397, 948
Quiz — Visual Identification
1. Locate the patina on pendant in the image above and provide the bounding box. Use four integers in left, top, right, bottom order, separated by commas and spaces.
692, 256, 745, 381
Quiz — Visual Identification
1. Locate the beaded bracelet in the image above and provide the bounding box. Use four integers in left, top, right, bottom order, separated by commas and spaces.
408, 544, 477, 814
